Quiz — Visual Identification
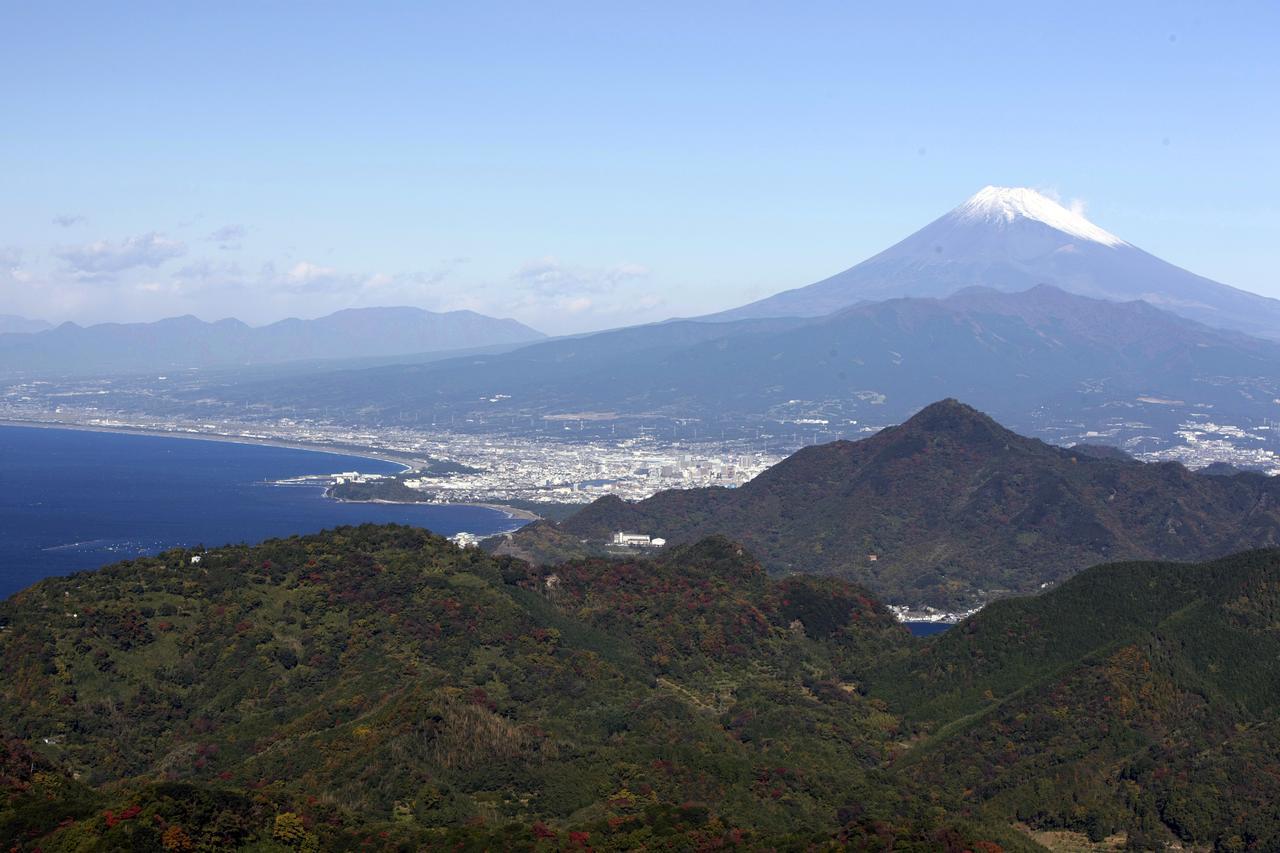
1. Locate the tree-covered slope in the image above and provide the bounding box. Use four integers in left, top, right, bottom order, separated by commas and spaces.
868, 548, 1280, 849
0, 525, 1029, 851
513, 400, 1280, 607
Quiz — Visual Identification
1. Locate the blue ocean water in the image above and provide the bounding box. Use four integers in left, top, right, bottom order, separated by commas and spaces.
905, 622, 951, 637
0, 426, 519, 599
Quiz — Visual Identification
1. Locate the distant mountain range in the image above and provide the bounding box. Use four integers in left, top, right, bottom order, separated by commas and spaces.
496, 399, 1280, 607
201, 285, 1280, 434
0, 314, 51, 334
708, 186, 1280, 340
0, 306, 544, 377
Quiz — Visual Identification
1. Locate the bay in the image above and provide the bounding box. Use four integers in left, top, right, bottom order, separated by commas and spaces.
0, 425, 519, 599
905, 621, 952, 637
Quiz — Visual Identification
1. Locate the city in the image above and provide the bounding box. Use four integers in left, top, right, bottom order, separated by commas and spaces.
4, 374, 1279, 517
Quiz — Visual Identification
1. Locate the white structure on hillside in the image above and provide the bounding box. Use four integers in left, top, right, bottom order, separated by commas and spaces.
450, 531, 482, 549
333, 471, 389, 484
612, 531, 665, 548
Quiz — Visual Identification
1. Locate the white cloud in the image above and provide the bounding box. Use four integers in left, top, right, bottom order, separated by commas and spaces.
488, 256, 669, 333
1035, 186, 1089, 219
5, 234, 661, 333
285, 261, 339, 284
55, 232, 187, 276
52, 214, 86, 228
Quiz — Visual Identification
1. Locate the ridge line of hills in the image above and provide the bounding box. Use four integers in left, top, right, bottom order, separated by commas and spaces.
0, 306, 545, 377
174, 285, 1280, 438
494, 398, 1280, 608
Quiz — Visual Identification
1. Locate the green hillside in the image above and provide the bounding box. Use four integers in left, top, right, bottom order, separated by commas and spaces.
5, 524, 1278, 850
0, 525, 1026, 851
870, 548, 1280, 849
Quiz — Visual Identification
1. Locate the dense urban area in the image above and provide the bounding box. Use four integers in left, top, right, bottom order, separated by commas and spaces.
4, 376, 1279, 493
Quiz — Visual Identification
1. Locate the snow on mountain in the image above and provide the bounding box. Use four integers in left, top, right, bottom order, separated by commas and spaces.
952, 186, 1126, 247
707, 187, 1280, 339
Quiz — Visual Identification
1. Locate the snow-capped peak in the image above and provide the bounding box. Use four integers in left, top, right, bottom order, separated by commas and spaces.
952, 186, 1127, 247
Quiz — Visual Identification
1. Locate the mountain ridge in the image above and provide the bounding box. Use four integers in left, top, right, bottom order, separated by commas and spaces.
499, 399, 1280, 607
0, 314, 51, 335
0, 305, 545, 377
190, 285, 1280, 437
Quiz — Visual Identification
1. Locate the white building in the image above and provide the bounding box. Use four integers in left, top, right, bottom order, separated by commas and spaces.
450, 531, 482, 548
612, 531, 664, 548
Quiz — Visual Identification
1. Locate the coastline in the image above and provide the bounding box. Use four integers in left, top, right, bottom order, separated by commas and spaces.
1, 418, 544, 525
323, 491, 543, 522
0, 419, 418, 473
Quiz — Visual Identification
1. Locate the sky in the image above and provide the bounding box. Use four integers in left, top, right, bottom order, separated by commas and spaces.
1, 1, 1277, 335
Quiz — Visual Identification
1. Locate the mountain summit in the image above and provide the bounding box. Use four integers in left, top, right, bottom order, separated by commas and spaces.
951, 185, 1126, 246
890, 396, 1018, 444
507, 399, 1280, 607
709, 186, 1280, 339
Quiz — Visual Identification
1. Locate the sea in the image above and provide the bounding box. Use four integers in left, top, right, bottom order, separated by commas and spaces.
0, 425, 521, 600
905, 622, 951, 637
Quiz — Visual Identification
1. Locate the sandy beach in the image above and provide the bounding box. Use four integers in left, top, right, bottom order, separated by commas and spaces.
0, 419, 421, 472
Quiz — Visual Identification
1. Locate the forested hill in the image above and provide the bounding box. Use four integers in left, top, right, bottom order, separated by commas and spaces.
870, 547, 1280, 849
508, 399, 1280, 607
0, 525, 1028, 851
3, 526, 1278, 849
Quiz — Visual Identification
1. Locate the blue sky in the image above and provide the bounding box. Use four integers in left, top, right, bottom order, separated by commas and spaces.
1, 1, 1276, 334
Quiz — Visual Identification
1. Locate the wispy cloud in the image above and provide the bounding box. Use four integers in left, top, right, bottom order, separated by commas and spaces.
207, 224, 246, 250
55, 232, 187, 276
1037, 186, 1089, 219
501, 257, 663, 332
8, 237, 656, 332
513, 256, 650, 296
51, 214, 86, 228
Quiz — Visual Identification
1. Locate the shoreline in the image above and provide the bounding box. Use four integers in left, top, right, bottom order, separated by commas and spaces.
323, 491, 543, 523
1, 418, 546, 526
0, 418, 418, 473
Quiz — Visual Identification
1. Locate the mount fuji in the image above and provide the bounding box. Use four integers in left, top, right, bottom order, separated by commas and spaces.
709, 186, 1280, 339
